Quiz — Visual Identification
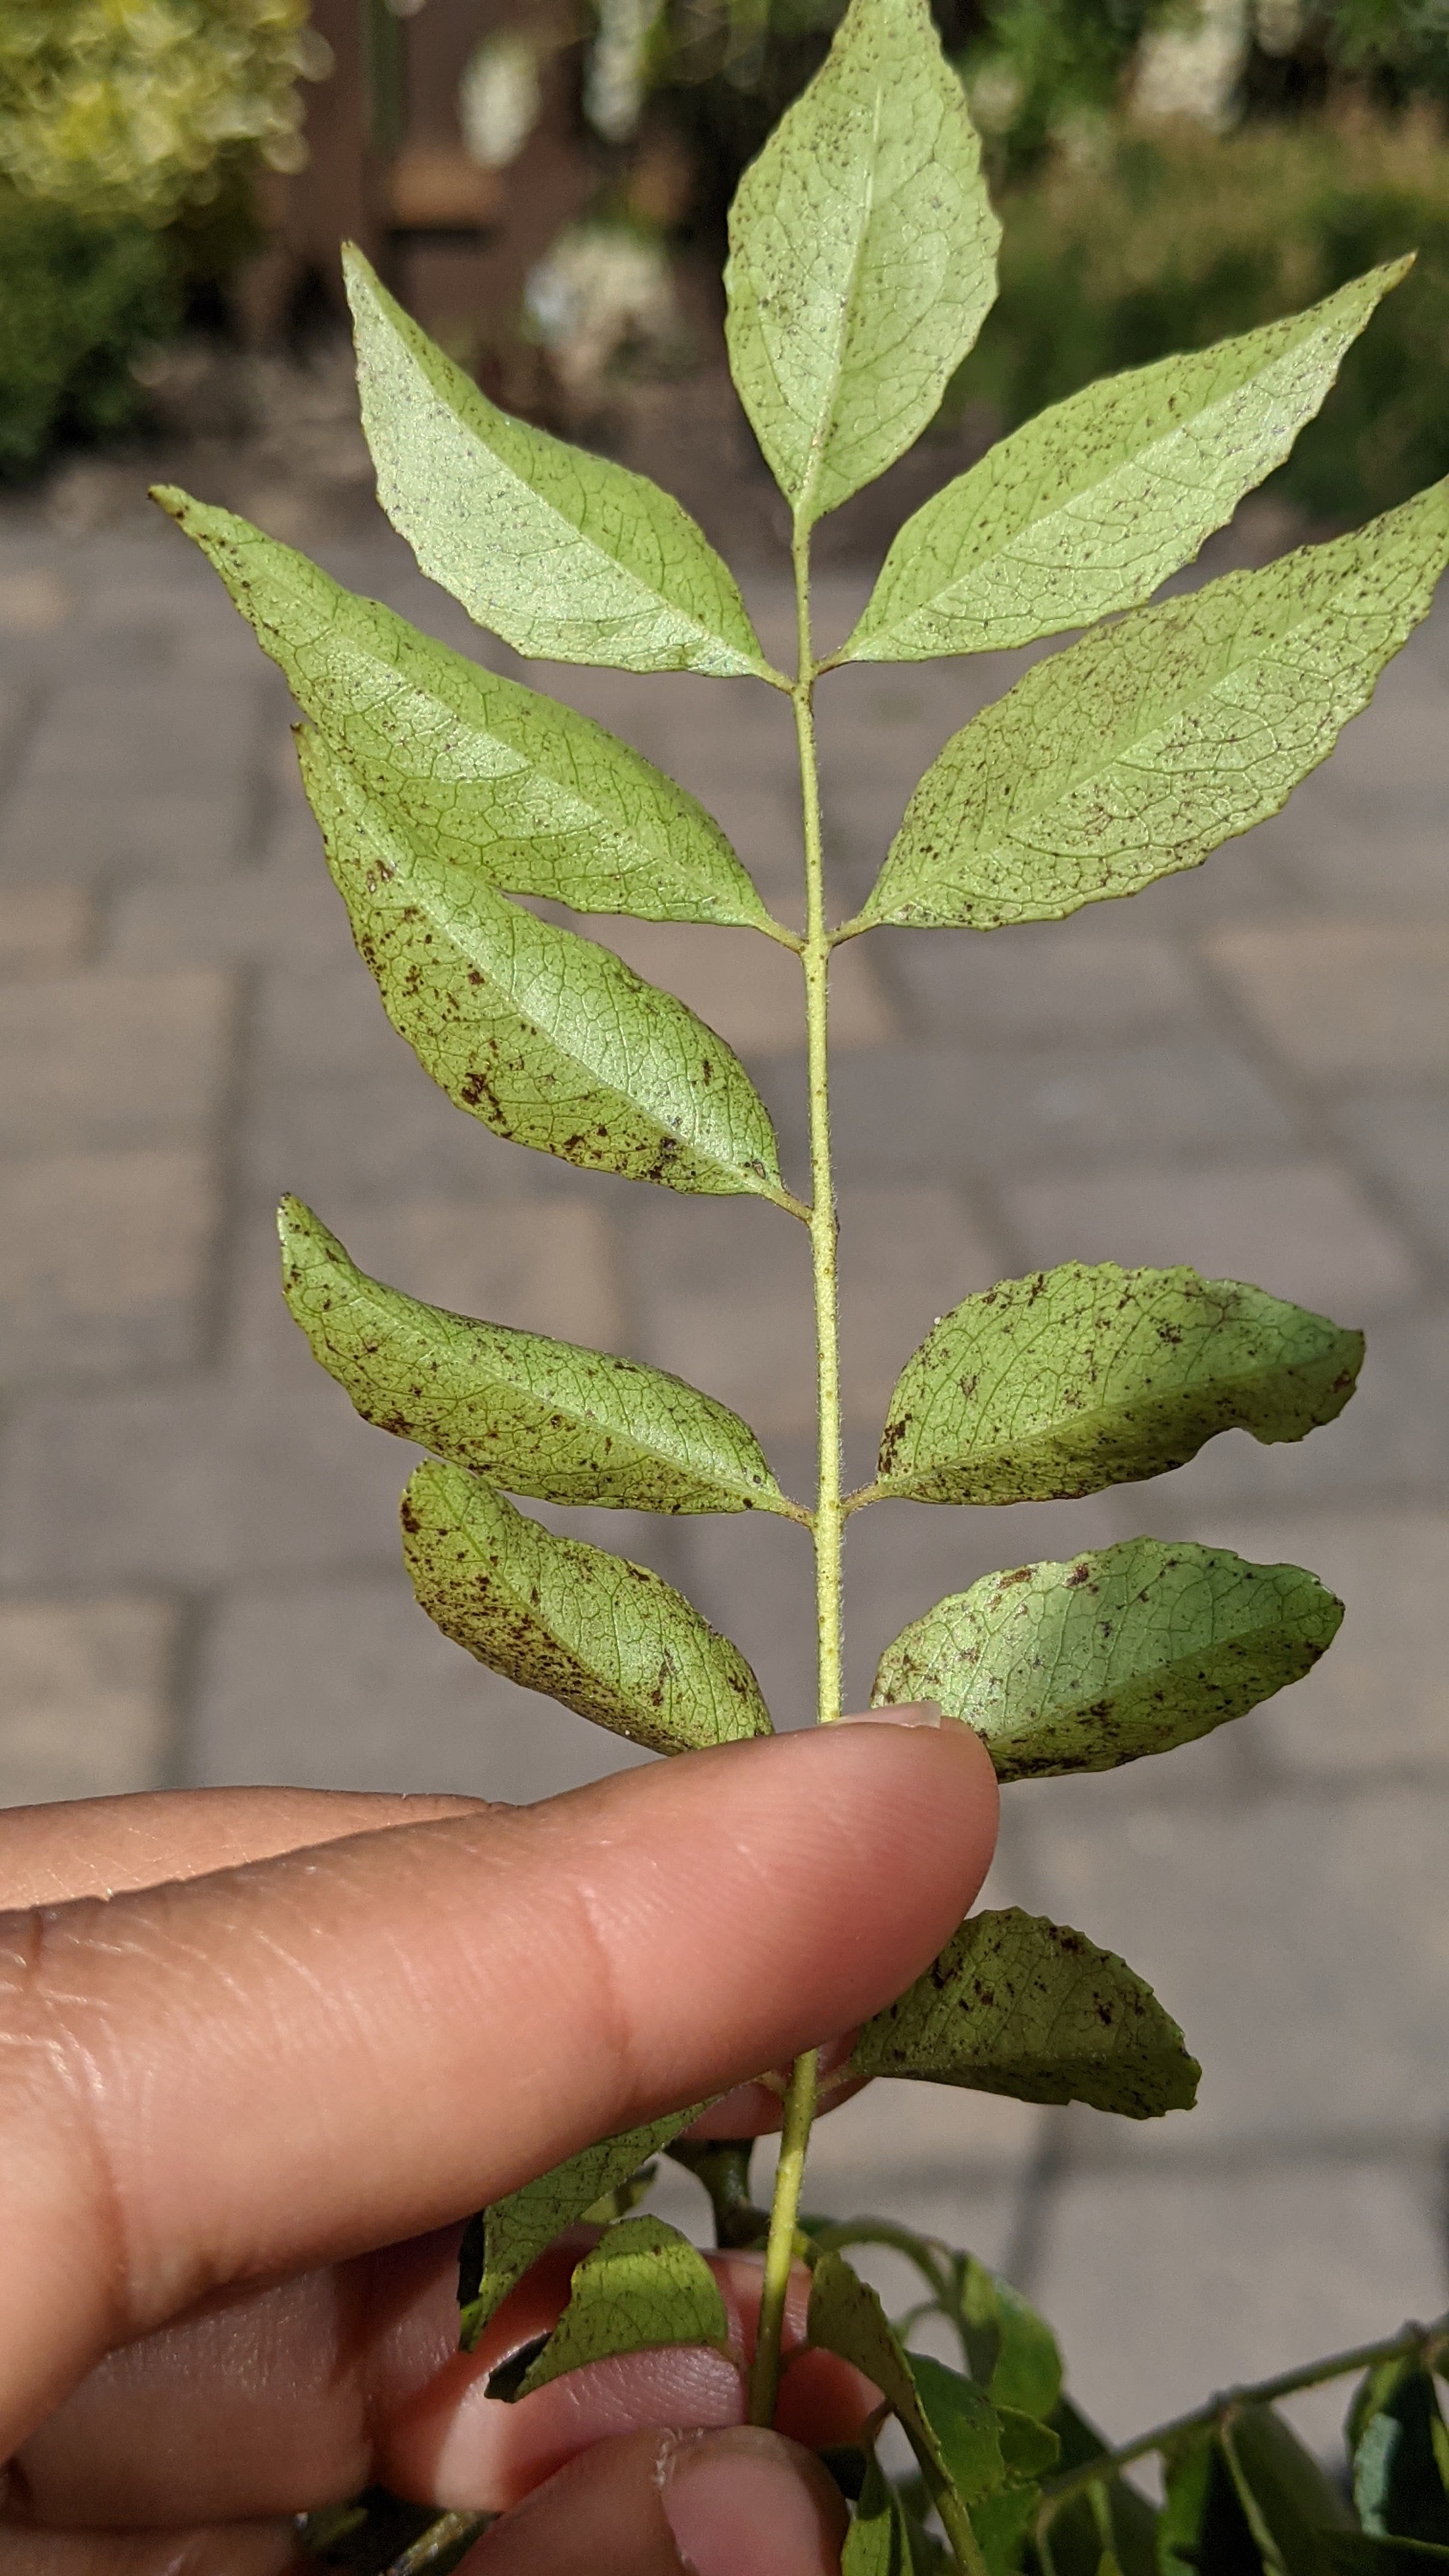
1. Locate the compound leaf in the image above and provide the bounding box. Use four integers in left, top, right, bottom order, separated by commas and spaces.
1223, 2404, 1356, 2575
850, 1909, 1199, 2118
1350, 2363, 1449, 2547
859, 476, 1449, 929
153, 492, 770, 930
845, 2459, 916, 2576
873, 1263, 1362, 1507
724, 0, 998, 529
810, 2251, 1005, 2533
458, 2107, 704, 2349
402, 1458, 773, 1753
840, 264, 1407, 663
873, 1539, 1343, 1781
300, 735, 785, 1203
279, 1197, 787, 1518
344, 248, 771, 680
511, 2216, 731, 2398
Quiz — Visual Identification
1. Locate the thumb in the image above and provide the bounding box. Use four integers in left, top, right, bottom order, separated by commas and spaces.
470, 2425, 849, 2575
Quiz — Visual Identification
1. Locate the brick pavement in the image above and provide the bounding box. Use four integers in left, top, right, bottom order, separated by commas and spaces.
1, 503, 1446, 2452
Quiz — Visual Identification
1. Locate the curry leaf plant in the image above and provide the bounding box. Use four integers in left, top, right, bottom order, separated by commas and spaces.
160, 0, 1449, 2565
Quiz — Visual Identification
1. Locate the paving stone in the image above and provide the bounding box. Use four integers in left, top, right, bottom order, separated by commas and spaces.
0, 885, 91, 978
0, 1597, 176, 1807
769, 1040, 1299, 1183
1001, 1159, 1421, 1317
1012, 1781, 1449, 2151
629, 1183, 1001, 1443
0, 1148, 220, 1385
874, 924, 1205, 1049
581, 917, 894, 1053
0, 678, 257, 883
192, 1569, 649, 1803
107, 859, 344, 971
1030, 2159, 1446, 2455
0, 971, 234, 1157
1208, 924, 1449, 1080
1339, 1091, 1449, 1272
0, 566, 73, 635
0, 1373, 411, 1591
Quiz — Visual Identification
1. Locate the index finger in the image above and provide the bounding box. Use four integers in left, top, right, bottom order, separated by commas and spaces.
1, 1721, 998, 2457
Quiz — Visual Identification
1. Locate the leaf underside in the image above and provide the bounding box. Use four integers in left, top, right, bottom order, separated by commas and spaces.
843, 2458, 916, 2575
513, 2216, 732, 2398
152, 492, 771, 928
279, 1197, 786, 1517
875, 1261, 1362, 1506
458, 2108, 705, 2350
861, 476, 1449, 929
1350, 2360, 1449, 2547
299, 733, 785, 1201
724, 0, 1000, 527
840, 262, 1407, 662
808, 2251, 1006, 2511
873, 1537, 1343, 1781
851, 1907, 1200, 2118
401, 1458, 773, 1753
345, 247, 770, 678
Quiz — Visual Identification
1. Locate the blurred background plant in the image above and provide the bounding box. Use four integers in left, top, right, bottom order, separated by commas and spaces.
0, 0, 1446, 525
0, 0, 329, 476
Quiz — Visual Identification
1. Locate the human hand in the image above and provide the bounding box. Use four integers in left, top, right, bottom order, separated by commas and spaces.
0, 1716, 998, 2573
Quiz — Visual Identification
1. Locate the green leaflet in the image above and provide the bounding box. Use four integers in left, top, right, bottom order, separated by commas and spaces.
511, 2216, 731, 2398
401, 1458, 773, 1753
152, 492, 771, 929
955, 2259, 1062, 2424
857, 477, 1449, 929
278, 1197, 787, 1518
839, 264, 1407, 663
1350, 2363, 1449, 2547
1224, 2404, 1357, 2575
850, 1907, 1199, 2118
343, 248, 771, 680
845, 2460, 916, 2576
1160, 2435, 1267, 2575
872, 1539, 1343, 1782
872, 1263, 1362, 1507
809, 2251, 1004, 2549
299, 734, 786, 1203
458, 2106, 704, 2349
723, 0, 998, 529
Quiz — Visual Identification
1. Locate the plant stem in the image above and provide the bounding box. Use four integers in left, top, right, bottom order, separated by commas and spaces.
1038, 2314, 1449, 2516
749, 525, 843, 2430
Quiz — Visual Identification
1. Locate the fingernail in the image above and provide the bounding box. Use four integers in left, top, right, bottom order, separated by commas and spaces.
663, 2430, 837, 2576
833, 1699, 945, 1727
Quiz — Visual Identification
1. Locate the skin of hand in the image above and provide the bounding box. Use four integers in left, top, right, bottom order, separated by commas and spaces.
0, 1713, 998, 2575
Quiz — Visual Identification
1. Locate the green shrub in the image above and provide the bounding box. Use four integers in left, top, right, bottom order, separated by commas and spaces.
0, 184, 176, 478
955, 113, 1449, 520
0, 0, 325, 226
